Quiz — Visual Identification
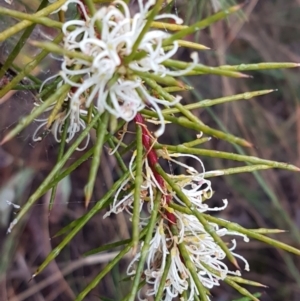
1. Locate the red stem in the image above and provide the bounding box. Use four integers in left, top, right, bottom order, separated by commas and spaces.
134, 113, 176, 224
78, 1, 89, 20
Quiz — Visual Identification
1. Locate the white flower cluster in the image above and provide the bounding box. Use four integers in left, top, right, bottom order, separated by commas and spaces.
125, 154, 250, 300
57, 0, 198, 137
103, 152, 210, 218
128, 213, 249, 301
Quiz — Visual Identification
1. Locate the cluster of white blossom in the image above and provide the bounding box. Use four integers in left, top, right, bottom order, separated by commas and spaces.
106, 150, 250, 300
128, 213, 249, 301
36, 0, 198, 143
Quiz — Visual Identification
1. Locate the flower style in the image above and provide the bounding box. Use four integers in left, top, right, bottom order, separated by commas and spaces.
52, 0, 198, 137
103, 151, 161, 218
165, 153, 215, 209
33, 80, 90, 150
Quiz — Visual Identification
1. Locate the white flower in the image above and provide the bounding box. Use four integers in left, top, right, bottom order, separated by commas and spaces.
127, 220, 172, 297
103, 152, 163, 218
33, 79, 90, 150
53, 0, 199, 136
162, 152, 219, 210
130, 211, 250, 301
125, 148, 250, 300
176, 212, 250, 272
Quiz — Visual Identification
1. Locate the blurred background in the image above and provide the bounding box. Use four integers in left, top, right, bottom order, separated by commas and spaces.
0, 0, 300, 300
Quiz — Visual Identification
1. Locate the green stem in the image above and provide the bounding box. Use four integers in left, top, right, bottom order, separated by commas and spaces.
182, 137, 211, 147
7, 112, 101, 234
83, 0, 102, 31
140, 77, 252, 147
12, 63, 42, 84
0, 78, 69, 145
47, 146, 95, 192
163, 59, 248, 78
226, 276, 266, 287
156, 165, 239, 269
132, 124, 143, 252
124, 0, 164, 63
42, 123, 126, 196
171, 225, 208, 301
177, 102, 252, 147
161, 90, 274, 114
106, 138, 128, 173
169, 203, 300, 256
133, 70, 185, 88
0, 6, 62, 30
76, 224, 148, 301
0, 33, 63, 99
142, 108, 251, 147
162, 4, 242, 45
154, 253, 172, 301
30, 40, 92, 62
49, 116, 70, 211
11, 85, 42, 90
219, 62, 300, 71
34, 169, 131, 279
0, 0, 49, 80
84, 238, 132, 256
154, 143, 300, 172
128, 192, 162, 301
0, 0, 66, 42
84, 112, 109, 206
204, 165, 273, 178
224, 278, 259, 301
